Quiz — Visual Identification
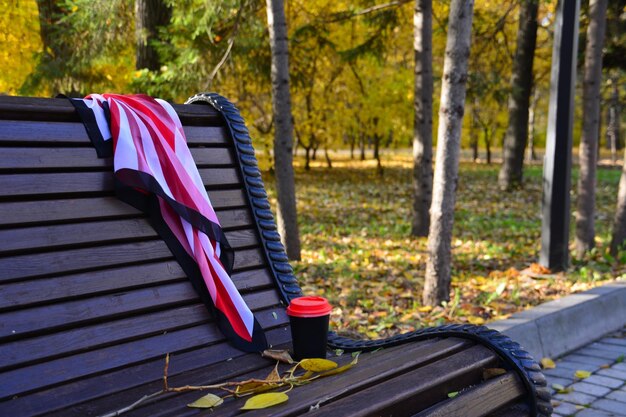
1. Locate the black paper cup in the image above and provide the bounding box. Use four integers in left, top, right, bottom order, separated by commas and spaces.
286, 296, 332, 360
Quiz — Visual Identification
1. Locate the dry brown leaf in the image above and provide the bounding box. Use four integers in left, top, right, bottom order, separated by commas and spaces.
262, 349, 294, 364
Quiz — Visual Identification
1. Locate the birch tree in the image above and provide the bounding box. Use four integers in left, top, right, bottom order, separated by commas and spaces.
575, 0, 608, 257
423, 0, 474, 306
498, 0, 538, 190
411, 0, 433, 237
266, 0, 301, 260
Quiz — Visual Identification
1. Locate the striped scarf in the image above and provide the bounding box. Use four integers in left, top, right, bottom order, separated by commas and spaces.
71, 94, 266, 352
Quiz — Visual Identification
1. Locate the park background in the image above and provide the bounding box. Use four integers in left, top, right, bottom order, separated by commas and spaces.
1, 0, 625, 339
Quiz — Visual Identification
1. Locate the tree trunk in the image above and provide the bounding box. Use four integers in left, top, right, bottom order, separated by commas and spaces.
411, 0, 433, 237
423, 0, 474, 306
485, 129, 492, 164
373, 134, 383, 176
498, 0, 539, 190
35, 0, 78, 95
575, 0, 608, 257
135, 0, 172, 71
350, 135, 355, 159
266, 0, 301, 260
360, 133, 366, 160
611, 146, 626, 256
324, 148, 332, 169
526, 89, 539, 162
607, 75, 621, 164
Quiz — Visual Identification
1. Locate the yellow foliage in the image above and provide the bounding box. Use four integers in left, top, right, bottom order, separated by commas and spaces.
0, 0, 41, 94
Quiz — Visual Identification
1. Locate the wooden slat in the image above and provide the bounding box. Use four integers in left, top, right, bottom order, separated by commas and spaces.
414, 372, 526, 417
0, 327, 290, 417
0, 240, 266, 283
0, 304, 210, 370
0, 261, 185, 311
0, 265, 272, 312
0, 282, 198, 340
0, 306, 288, 373
0, 96, 224, 126
0, 168, 241, 199
302, 345, 500, 417
0, 120, 230, 145
0, 212, 255, 255
0, 147, 234, 171
0, 191, 248, 227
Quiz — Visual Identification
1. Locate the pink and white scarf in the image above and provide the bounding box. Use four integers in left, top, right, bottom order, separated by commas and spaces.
72, 94, 266, 351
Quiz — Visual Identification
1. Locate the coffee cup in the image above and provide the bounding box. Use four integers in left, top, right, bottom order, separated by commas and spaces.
286, 296, 332, 360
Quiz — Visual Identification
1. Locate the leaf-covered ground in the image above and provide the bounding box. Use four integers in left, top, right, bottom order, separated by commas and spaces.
262, 153, 626, 339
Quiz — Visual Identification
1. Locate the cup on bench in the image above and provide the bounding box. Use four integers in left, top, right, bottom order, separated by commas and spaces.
286, 296, 332, 360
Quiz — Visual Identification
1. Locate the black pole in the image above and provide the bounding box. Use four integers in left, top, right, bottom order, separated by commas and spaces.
540, 0, 580, 271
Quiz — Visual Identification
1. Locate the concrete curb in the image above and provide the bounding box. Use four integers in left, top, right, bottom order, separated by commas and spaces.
489, 280, 626, 360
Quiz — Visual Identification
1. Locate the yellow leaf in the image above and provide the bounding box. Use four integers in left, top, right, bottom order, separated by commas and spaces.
468, 316, 485, 325
187, 393, 223, 408
300, 358, 338, 372
541, 358, 556, 369
317, 353, 359, 378
575, 370, 592, 379
240, 392, 289, 410
482, 368, 507, 380
418, 305, 433, 312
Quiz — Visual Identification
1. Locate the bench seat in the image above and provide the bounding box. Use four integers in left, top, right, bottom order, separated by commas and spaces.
0, 95, 551, 416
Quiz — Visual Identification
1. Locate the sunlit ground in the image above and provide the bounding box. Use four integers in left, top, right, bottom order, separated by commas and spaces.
261, 150, 625, 339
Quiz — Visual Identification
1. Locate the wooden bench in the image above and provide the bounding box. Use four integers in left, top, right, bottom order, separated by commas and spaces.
0, 93, 552, 417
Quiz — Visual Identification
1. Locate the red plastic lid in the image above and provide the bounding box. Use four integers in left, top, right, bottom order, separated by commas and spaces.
286, 296, 332, 318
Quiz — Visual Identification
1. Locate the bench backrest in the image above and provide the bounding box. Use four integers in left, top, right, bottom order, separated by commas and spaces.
0, 95, 301, 416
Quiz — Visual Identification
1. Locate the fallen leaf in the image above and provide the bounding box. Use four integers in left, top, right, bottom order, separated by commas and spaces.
448, 391, 459, 398
262, 349, 294, 364
575, 370, 592, 379
188, 393, 223, 408
616, 354, 624, 363
240, 392, 289, 410
551, 384, 572, 394
317, 353, 359, 378
541, 358, 556, 369
483, 368, 507, 380
266, 363, 281, 383
300, 358, 338, 372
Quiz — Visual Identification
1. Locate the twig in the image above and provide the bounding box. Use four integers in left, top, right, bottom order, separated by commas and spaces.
163, 353, 169, 391
98, 390, 165, 417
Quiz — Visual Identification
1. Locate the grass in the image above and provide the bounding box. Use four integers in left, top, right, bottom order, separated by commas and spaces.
261, 152, 626, 339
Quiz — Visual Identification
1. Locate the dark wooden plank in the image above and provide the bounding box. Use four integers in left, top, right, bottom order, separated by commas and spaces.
0, 218, 158, 255
0, 261, 185, 310
0, 239, 265, 283
0, 286, 279, 341
0, 304, 210, 370
0, 264, 271, 311
0, 120, 230, 145
0, 306, 288, 373
415, 373, 526, 417
0, 327, 290, 417
0, 191, 248, 227
0, 168, 241, 198
0, 282, 198, 340
0, 147, 234, 171
0, 240, 173, 283
0, 96, 224, 126
196, 338, 476, 417
302, 345, 500, 417
0, 212, 255, 255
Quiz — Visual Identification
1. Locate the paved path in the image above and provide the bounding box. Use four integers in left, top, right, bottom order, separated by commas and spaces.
547, 327, 626, 416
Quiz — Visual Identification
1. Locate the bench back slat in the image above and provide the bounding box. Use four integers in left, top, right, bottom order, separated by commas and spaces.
0, 97, 291, 413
